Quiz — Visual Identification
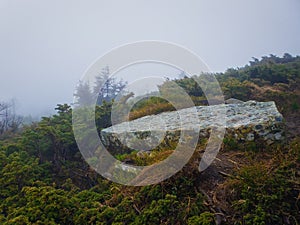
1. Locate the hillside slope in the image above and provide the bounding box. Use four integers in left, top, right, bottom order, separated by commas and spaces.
0, 54, 299, 225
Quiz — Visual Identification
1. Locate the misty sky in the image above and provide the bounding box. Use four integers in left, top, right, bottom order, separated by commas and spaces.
0, 0, 300, 116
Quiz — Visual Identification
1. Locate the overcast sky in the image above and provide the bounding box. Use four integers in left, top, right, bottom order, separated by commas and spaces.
1, 0, 300, 116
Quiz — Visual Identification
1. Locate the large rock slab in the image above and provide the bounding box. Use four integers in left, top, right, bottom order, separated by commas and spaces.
101, 101, 284, 154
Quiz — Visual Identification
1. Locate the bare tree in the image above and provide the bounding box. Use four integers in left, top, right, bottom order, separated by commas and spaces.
0, 100, 23, 135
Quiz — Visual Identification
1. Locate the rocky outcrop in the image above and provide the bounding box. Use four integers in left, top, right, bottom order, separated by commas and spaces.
101, 101, 284, 154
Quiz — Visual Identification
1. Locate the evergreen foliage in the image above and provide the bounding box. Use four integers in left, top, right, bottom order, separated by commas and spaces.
0, 54, 299, 224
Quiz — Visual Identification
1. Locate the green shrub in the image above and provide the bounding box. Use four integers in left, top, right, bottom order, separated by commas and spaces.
229, 161, 299, 224
187, 212, 215, 225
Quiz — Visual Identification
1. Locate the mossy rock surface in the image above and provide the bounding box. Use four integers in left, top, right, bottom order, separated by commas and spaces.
101, 100, 284, 155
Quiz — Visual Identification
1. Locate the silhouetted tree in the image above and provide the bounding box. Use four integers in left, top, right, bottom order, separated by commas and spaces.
93, 66, 127, 105
74, 81, 94, 106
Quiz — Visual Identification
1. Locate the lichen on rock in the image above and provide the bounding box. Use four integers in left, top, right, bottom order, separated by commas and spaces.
101, 100, 284, 154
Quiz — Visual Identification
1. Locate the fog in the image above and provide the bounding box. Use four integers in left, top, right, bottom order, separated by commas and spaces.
0, 0, 300, 116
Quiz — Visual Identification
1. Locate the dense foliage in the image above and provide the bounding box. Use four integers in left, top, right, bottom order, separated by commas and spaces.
0, 54, 299, 224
